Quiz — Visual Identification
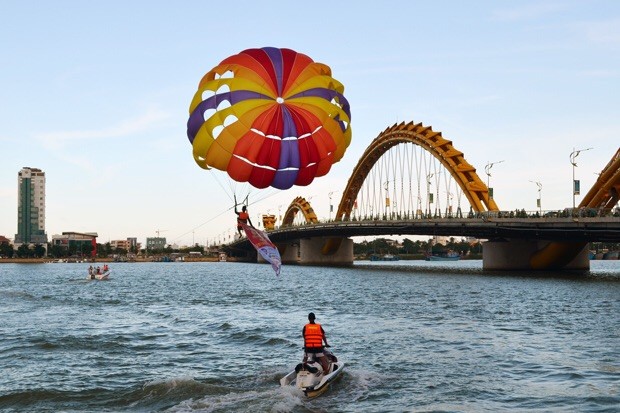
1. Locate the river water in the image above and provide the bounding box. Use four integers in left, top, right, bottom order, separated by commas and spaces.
0, 260, 619, 412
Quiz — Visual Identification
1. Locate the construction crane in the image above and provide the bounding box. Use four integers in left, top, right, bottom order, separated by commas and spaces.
156, 229, 168, 237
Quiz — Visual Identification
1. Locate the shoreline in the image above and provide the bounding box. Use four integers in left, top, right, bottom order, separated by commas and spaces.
0, 257, 221, 264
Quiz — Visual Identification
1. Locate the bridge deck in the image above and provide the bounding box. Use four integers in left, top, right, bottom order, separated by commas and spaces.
228, 217, 620, 252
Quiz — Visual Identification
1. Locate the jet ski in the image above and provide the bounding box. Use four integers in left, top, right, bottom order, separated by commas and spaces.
280, 348, 344, 398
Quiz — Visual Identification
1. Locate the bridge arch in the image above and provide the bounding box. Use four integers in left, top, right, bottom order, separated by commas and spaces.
334, 121, 498, 222
281, 196, 318, 227
581, 148, 620, 211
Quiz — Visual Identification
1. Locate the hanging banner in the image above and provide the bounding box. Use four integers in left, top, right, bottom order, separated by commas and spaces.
240, 222, 281, 276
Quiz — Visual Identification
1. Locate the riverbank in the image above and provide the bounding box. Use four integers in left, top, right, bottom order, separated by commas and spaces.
0, 257, 221, 264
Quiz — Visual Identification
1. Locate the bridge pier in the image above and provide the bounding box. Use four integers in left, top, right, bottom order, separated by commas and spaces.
483, 239, 590, 271
268, 237, 354, 266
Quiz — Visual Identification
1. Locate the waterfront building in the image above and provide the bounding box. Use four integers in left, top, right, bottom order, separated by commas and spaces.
111, 239, 131, 251
51, 232, 98, 257
146, 237, 167, 251
14, 167, 47, 246
127, 237, 138, 250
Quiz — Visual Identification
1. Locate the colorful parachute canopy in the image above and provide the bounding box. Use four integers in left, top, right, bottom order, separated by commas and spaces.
187, 47, 352, 190
239, 222, 281, 276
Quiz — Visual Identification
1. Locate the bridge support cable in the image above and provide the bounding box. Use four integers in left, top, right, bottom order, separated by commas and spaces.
276, 124, 615, 270
334, 121, 499, 227
353, 140, 475, 222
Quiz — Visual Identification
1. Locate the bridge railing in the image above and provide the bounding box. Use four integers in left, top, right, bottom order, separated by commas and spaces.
276, 206, 619, 229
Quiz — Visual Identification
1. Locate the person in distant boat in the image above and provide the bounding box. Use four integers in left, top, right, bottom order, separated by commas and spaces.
302, 312, 330, 374
235, 204, 253, 238
96, 266, 101, 275
103, 264, 109, 272
88, 265, 95, 279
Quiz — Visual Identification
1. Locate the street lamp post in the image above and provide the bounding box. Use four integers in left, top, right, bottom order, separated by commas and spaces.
570, 147, 593, 209
384, 181, 390, 219
529, 180, 542, 214
426, 173, 433, 217
485, 160, 505, 200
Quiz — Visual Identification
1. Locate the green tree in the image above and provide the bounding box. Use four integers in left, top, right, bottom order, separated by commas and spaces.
49, 244, 65, 258
16, 244, 31, 258
401, 238, 416, 254
0, 242, 14, 258
33, 244, 46, 258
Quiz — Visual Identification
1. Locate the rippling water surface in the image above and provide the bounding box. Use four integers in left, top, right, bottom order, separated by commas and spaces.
1, 261, 619, 412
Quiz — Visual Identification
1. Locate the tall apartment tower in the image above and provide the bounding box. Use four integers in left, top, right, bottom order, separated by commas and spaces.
15, 167, 48, 245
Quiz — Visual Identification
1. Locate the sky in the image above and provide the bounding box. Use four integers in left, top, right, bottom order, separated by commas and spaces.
1, 1, 618, 247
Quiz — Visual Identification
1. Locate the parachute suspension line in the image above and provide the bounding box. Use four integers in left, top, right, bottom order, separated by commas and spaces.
172, 203, 236, 244
209, 169, 237, 205
246, 187, 281, 209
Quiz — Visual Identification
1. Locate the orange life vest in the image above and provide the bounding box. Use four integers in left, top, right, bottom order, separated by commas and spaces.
237, 211, 249, 225
304, 323, 323, 348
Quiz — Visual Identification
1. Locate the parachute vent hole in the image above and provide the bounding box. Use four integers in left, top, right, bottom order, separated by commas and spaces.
203, 108, 216, 122
330, 98, 342, 109
212, 125, 224, 139
276, 97, 284, 104
223, 114, 238, 127
216, 84, 231, 94
202, 90, 215, 100
215, 70, 234, 80
217, 99, 231, 111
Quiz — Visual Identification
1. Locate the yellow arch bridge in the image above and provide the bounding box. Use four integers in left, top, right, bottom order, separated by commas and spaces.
227, 121, 620, 271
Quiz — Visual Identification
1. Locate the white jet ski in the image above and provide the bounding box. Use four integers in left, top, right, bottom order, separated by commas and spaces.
280, 348, 344, 398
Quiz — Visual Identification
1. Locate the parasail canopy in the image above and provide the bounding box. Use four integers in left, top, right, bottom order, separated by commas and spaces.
187, 47, 352, 190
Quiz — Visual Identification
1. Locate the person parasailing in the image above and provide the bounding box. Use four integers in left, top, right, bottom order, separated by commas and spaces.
235, 198, 254, 238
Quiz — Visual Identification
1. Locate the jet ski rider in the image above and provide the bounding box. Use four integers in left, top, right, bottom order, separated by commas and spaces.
302, 312, 330, 374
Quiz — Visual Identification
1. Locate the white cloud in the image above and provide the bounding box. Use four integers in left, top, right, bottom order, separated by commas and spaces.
35, 106, 171, 149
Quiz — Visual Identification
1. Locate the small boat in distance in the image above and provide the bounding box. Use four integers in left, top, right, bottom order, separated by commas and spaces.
369, 253, 400, 261
425, 250, 460, 261
88, 265, 110, 280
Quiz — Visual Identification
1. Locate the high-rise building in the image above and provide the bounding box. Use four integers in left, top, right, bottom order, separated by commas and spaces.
15, 167, 48, 245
